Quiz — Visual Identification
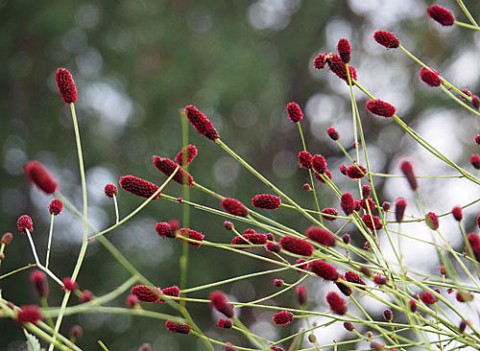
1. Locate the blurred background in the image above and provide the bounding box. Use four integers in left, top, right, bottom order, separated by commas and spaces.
1, 0, 480, 350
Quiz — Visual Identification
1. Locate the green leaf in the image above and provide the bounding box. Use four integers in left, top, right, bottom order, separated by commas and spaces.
26, 334, 44, 351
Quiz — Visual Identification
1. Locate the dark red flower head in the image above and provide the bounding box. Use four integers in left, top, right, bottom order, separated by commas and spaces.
49, 199, 63, 216
119, 175, 160, 199
327, 127, 340, 140
312, 154, 328, 174
221, 198, 249, 217
231, 233, 268, 247
327, 53, 357, 83
126, 294, 139, 307
373, 30, 400, 49
346, 165, 366, 179
30, 270, 49, 298
420, 291, 436, 305
344, 271, 367, 287
152, 156, 194, 186
326, 291, 347, 315
298, 151, 313, 169
131, 285, 161, 303
373, 275, 388, 285
272, 310, 293, 326
472, 96, 480, 109
165, 320, 192, 334
305, 226, 336, 247
427, 5, 455, 26
286, 102, 303, 123
313, 52, 328, 69
395, 198, 407, 223
279, 235, 314, 256
55, 68, 78, 104
419, 68, 441, 87
62, 277, 78, 292
16, 305, 42, 324
17, 215, 33, 234
309, 260, 338, 281
104, 184, 118, 198
340, 192, 355, 215
24, 161, 58, 194
175, 144, 198, 166
161, 285, 180, 299
362, 185, 371, 198
251, 194, 281, 210
474, 134, 480, 145
177, 228, 205, 247
217, 318, 233, 328
155, 222, 176, 238
362, 214, 383, 231
337, 38, 352, 63
366, 99, 396, 117
425, 212, 439, 230
467, 233, 480, 261
470, 154, 480, 169
400, 160, 418, 191
321, 207, 338, 221
79, 289, 95, 303
184, 105, 219, 141
295, 285, 308, 306
209, 290, 235, 318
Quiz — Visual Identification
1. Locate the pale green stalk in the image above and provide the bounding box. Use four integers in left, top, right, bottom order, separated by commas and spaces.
45, 214, 55, 269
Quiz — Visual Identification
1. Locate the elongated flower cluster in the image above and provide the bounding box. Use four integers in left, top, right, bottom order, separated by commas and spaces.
165, 320, 192, 334
272, 310, 293, 326
427, 5, 455, 26
395, 198, 407, 223
153, 156, 194, 186
184, 105, 219, 141
176, 228, 205, 247
340, 192, 355, 215
419, 68, 441, 87
286, 102, 303, 123
231, 232, 267, 246
362, 214, 383, 231
251, 194, 281, 210
30, 270, 49, 298
209, 290, 235, 318
55, 68, 78, 104
327, 53, 357, 83
309, 260, 338, 281
174, 144, 198, 166
119, 175, 160, 199
305, 226, 336, 247
337, 38, 351, 64
155, 222, 176, 238
366, 99, 396, 117
345, 165, 366, 179
279, 235, 314, 256
326, 292, 346, 315
221, 198, 249, 217
131, 285, 162, 303
24, 161, 58, 194
400, 160, 418, 191
467, 233, 480, 261
373, 30, 399, 49
321, 208, 338, 221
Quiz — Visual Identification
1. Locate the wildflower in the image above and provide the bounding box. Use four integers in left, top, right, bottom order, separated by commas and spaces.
177, 228, 205, 247
69, 325, 83, 340
326, 292, 347, 315
152, 156, 194, 186
346, 165, 366, 179
272, 311, 293, 326
451, 206, 463, 221
221, 198, 249, 217
16, 305, 42, 324
427, 5, 455, 26
305, 226, 336, 247
313, 52, 328, 69
327, 127, 339, 140
321, 207, 338, 221
273, 279, 284, 287
210, 290, 235, 318
298, 151, 313, 168
459, 320, 469, 333
409, 299, 417, 312
126, 294, 139, 307
295, 285, 308, 306
340, 192, 355, 215
184, 105, 219, 141
286, 102, 303, 123
279, 235, 314, 256
360, 266, 372, 277
223, 221, 234, 230
339, 164, 347, 175
79, 290, 94, 303
49, 199, 63, 215
30, 270, 49, 298
174, 144, 198, 166
231, 233, 267, 246
161, 285, 180, 300
343, 322, 355, 331
420, 291, 436, 305
419, 67, 441, 87
131, 285, 161, 303
17, 215, 33, 234
217, 318, 233, 329
342, 234, 351, 244
371, 341, 385, 351
335, 278, 352, 296
327, 53, 357, 83
165, 320, 192, 334
62, 277, 78, 292
362, 185, 371, 198
365, 99, 396, 117
373, 30, 400, 49
337, 38, 351, 64
309, 260, 338, 281
265, 241, 281, 253
295, 258, 309, 272
314, 169, 332, 183
1, 232, 13, 245
104, 184, 118, 198
474, 134, 480, 145
470, 154, 480, 169
251, 194, 281, 210
382, 201, 391, 212
383, 309, 393, 322
395, 198, 407, 222
55, 68, 78, 104
425, 212, 439, 230
361, 198, 376, 211
373, 275, 388, 285
344, 271, 367, 287
400, 160, 418, 191
119, 175, 160, 199
467, 233, 480, 261
224, 343, 237, 351
472, 95, 480, 109
155, 222, 176, 238
24, 161, 58, 194
456, 290, 473, 303
312, 154, 328, 174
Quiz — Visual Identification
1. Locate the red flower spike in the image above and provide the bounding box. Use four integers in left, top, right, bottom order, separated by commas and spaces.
365, 99, 396, 117
335, 279, 352, 296
474, 134, 480, 145
326, 291, 347, 315
217, 318, 233, 329
472, 96, 480, 109
346, 165, 366, 179
119, 175, 160, 199
184, 105, 219, 141
327, 127, 339, 141
419, 68, 441, 87
327, 53, 357, 83
270, 347, 284, 351
165, 320, 192, 334
409, 299, 417, 312
309, 260, 338, 281
161, 285, 180, 298
155, 222, 176, 238
16, 305, 42, 324
177, 228, 204, 247
470, 154, 480, 169
373, 275, 388, 285
30, 270, 49, 298
466, 233, 480, 261
251, 194, 281, 210
209, 290, 235, 318
339, 164, 347, 175
313, 52, 328, 69
221, 198, 249, 217
305, 226, 336, 247
362, 185, 371, 198
373, 30, 400, 49
24, 161, 58, 194
361, 198, 376, 211
295, 285, 308, 306
342, 234, 351, 244
17, 215, 33, 234
131, 285, 161, 303
340, 192, 355, 215
337, 38, 352, 64
400, 160, 418, 191
126, 294, 139, 307
174, 144, 198, 166
321, 207, 338, 221
395, 198, 407, 223
1, 232, 13, 245
420, 291, 436, 305
451, 206, 463, 221
231, 233, 267, 246
104, 184, 118, 198
152, 156, 194, 186
345, 271, 367, 287
272, 310, 294, 326
425, 212, 439, 230
62, 277, 78, 292
295, 258, 309, 272
298, 151, 313, 169
279, 235, 314, 256
312, 154, 328, 174
286, 102, 303, 123
79, 290, 94, 303
344, 322, 355, 331
273, 279, 284, 287
265, 241, 281, 253
427, 5, 455, 26
55, 68, 78, 104
49, 199, 63, 216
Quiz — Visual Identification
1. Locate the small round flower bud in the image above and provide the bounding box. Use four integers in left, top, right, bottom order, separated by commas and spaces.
362, 214, 383, 231
1, 232, 13, 245
383, 309, 393, 322
104, 184, 118, 198
153, 156, 194, 186
472, 95, 480, 109
79, 289, 94, 303
427, 5, 455, 26
217, 318, 233, 329
381, 201, 390, 212
409, 299, 417, 312
165, 320, 192, 334
327, 127, 339, 141
395, 198, 407, 223
373, 30, 399, 49
321, 208, 338, 221
286, 102, 303, 123
420, 291, 436, 305
362, 185, 371, 198
366, 99, 396, 117
440, 265, 447, 275
298, 151, 313, 169
337, 38, 351, 64
305, 226, 336, 247
451, 206, 463, 221
272, 310, 294, 326
340, 192, 355, 215
131, 285, 161, 303
312, 154, 328, 174
69, 325, 83, 340
419, 68, 441, 87
326, 292, 346, 315
16, 305, 42, 324
342, 233, 351, 244
30, 270, 49, 298
265, 241, 281, 253
177, 228, 205, 247
62, 277, 78, 292
474, 134, 480, 145
373, 275, 387, 285
251, 194, 281, 210
126, 294, 139, 308
223, 221, 234, 230
346, 165, 366, 179
221, 198, 249, 217
273, 279, 284, 287
155, 222, 175, 239
49, 199, 63, 215
327, 53, 357, 83
470, 154, 480, 169
343, 322, 355, 331
17, 215, 33, 234
295, 285, 308, 306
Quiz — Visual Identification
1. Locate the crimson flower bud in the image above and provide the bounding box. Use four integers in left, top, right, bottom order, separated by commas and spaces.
425, 212, 439, 230
343, 322, 355, 331
474, 134, 480, 145
79, 289, 94, 303
342, 234, 351, 244
119, 175, 160, 199
313, 52, 328, 69
286, 102, 303, 123
321, 208, 338, 221
373, 275, 388, 285
298, 151, 313, 168
345, 271, 367, 287
177, 228, 204, 247
346, 165, 366, 179
400, 160, 418, 191
217, 318, 233, 329
272, 310, 293, 326
55, 68, 78, 104
131, 285, 161, 303
24, 161, 58, 194
30, 270, 49, 298
312, 154, 328, 174
382, 201, 391, 212
165, 320, 192, 334
427, 5, 455, 26
225, 342, 237, 351
340, 192, 355, 215
17, 215, 33, 234
49, 199, 63, 216
305, 226, 336, 247
265, 241, 281, 253
16, 305, 42, 324
69, 325, 83, 340
419, 67, 441, 87
459, 320, 468, 333
174, 144, 198, 166
395, 198, 407, 223
104, 183, 118, 198
467, 233, 480, 261
327, 127, 340, 141
470, 154, 480, 169
295, 285, 308, 306
456, 290, 473, 303
126, 294, 139, 308
251, 194, 281, 210
309, 260, 338, 281
337, 38, 351, 64
451, 206, 463, 221
326, 292, 346, 315
273, 279, 284, 287
1, 232, 13, 245
362, 185, 371, 198
62, 277, 78, 292
327, 53, 357, 83
409, 299, 417, 312
184, 105, 219, 141
137, 344, 151, 351
366, 99, 396, 117
155, 222, 176, 238
335, 278, 352, 296
420, 291, 436, 305
279, 235, 314, 257
209, 290, 234, 318
383, 309, 393, 322
373, 30, 400, 49
221, 198, 249, 217
153, 156, 194, 186
472, 95, 480, 109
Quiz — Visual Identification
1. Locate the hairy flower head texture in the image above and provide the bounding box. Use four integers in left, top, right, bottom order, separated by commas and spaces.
286, 102, 303, 123
365, 99, 396, 117
184, 104, 219, 141
346, 165, 366, 179
427, 5, 455, 26
165, 320, 192, 334
272, 310, 294, 326
152, 156, 194, 186
340, 192, 355, 215
344, 271, 367, 287
420, 291, 437, 305
298, 151, 313, 169
24, 161, 58, 194
177, 228, 204, 247
466, 233, 480, 261
313, 52, 328, 69
279, 235, 314, 256
221, 197, 249, 217
326, 291, 347, 315
305, 226, 336, 247
17, 215, 33, 234
49, 199, 63, 216
312, 154, 328, 174
395, 198, 407, 223
451, 206, 463, 221
337, 38, 352, 63
327, 127, 340, 140
309, 260, 338, 281
373, 30, 400, 49
104, 183, 118, 198
16, 305, 42, 324
373, 275, 388, 285
62, 277, 78, 292
131, 285, 161, 303
400, 160, 418, 191
119, 175, 160, 199
321, 207, 339, 221
55, 68, 78, 104
335, 278, 352, 296
209, 290, 235, 318
251, 194, 281, 210
419, 67, 441, 87
174, 144, 198, 166
217, 318, 233, 329
327, 53, 357, 83
155, 222, 176, 238
231, 233, 268, 246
